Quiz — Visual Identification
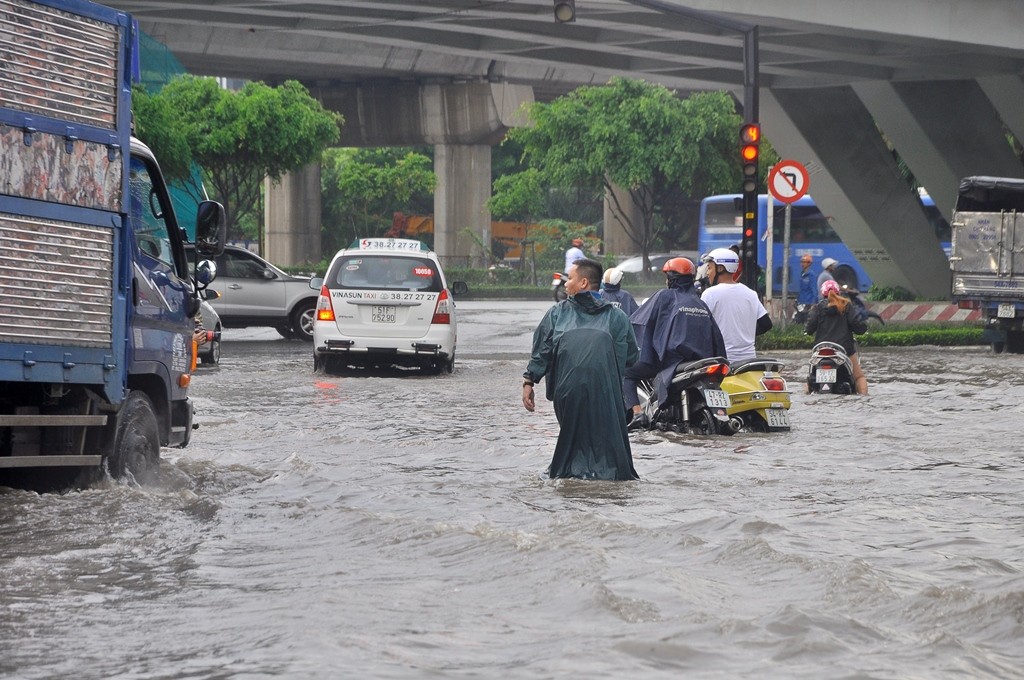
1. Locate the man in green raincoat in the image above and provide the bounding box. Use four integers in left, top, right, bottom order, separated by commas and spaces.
522, 258, 640, 480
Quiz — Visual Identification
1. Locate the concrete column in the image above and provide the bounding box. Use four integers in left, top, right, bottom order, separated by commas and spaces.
602, 181, 643, 256
313, 81, 532, 265
264, 162, 322, 266
762, 87, 949, 298
978, 75, 1024, 147
854, 79, 1023, 219
434, 144, 491, 268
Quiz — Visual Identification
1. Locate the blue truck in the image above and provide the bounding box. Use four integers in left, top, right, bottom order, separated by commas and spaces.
0, 0, 225, 488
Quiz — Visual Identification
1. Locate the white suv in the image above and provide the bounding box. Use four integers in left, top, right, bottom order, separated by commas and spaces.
310, 238, 467, 374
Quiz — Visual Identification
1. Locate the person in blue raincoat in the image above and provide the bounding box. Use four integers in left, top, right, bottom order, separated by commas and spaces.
600, 266, 639, 316
522, 258, 640, 480
624, 257, 727, 430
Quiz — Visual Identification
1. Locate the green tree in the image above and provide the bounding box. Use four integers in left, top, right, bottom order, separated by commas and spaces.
510, 78, 745, 270
133, 75, 341, 240
320, 147, 435, 252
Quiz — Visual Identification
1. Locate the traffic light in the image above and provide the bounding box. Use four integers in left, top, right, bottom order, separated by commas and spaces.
739, 122, 760, 288
553, 0, 576, 22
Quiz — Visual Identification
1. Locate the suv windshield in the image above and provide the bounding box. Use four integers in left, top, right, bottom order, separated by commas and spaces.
327, 255, 442, 293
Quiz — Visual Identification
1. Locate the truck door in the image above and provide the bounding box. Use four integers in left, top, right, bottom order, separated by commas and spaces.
129, 155, 192, 376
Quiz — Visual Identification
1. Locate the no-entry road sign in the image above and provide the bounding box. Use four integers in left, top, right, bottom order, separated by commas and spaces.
768, 161, 810, 204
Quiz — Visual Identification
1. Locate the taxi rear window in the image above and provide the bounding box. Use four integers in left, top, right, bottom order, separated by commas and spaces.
327, 255, 442, 292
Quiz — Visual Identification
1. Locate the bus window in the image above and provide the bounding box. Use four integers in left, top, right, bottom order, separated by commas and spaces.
772, 204, 840, 243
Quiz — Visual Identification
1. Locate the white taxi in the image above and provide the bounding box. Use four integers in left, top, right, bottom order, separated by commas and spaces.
310, 238, 467, 374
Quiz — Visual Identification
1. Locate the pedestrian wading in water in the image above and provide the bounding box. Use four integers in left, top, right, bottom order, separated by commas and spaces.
522, 258, 639, 480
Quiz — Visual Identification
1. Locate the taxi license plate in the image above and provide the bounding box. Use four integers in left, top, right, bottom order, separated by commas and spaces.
816, 368, 837, 383
998, 303, 1016, 318
703, 389, 730, 409
371, 305, 396, 323
766, 409, 789, 428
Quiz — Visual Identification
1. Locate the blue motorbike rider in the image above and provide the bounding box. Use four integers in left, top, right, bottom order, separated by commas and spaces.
624, 257, 727, 430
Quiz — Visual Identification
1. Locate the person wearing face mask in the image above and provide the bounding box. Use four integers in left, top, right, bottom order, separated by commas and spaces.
522, 258, 639, 480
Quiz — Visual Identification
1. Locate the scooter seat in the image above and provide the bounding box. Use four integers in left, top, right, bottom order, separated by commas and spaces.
730, 357, 785, 374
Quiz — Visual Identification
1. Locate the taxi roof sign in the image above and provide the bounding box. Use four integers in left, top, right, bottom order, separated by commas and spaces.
350, 237, 430, 252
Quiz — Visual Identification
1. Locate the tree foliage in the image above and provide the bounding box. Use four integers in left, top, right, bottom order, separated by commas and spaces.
133, 75, 341, 239
509, 78, 751, 264
320, 147, 435, 252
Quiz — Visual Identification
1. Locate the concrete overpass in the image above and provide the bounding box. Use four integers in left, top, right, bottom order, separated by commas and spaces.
109, 0, 1024, 297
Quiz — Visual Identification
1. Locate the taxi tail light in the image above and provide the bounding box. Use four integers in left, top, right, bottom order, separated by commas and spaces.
316, 285, 335, 322
761, 377, 786, 391
432, 289, 452, 324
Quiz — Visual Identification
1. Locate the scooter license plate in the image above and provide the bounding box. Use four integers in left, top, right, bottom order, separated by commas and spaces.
766, 409, 789, 428
998, 303, 1015, 318
816, 368, 837, 383
703, 389, 730, 409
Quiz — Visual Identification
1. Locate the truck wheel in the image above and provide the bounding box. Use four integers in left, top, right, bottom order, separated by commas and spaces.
106, 391, 160, 484
291, 300, 317, 342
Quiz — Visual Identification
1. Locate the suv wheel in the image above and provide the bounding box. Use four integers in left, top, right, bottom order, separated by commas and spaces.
291, 300, 317, 341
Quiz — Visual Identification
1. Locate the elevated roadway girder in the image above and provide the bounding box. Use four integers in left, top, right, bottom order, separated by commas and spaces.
105, 0, 1024, 294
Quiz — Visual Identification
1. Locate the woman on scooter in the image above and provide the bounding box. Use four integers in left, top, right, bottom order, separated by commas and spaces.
805, 279, 869, 394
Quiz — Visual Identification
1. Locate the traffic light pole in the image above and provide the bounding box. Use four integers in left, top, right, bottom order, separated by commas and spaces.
619, 1, 761, 286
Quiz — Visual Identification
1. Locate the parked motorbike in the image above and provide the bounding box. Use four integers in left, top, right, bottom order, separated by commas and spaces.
635, 356, 732, 435
841, 285, 884, 325
720, 357, 792, 433
551, 272, 568, 302
807, 341, 856, 394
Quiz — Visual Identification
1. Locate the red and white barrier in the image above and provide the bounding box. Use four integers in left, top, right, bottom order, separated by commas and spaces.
868, 302, 981, 323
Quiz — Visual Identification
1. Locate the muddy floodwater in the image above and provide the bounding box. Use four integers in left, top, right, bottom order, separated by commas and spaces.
2, 300, 1023, 679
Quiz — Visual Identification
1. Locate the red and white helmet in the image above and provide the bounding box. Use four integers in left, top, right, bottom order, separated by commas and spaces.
820, 279, 841, 298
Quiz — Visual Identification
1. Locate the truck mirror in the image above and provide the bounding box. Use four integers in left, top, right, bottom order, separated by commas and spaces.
196, 259, 217, 287
195, 201, 226, 258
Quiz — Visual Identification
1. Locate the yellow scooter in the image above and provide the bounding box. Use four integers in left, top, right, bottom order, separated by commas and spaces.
719, 357, 792, 433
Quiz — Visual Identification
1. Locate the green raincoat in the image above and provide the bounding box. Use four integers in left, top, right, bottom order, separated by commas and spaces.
525, 292, 639, 480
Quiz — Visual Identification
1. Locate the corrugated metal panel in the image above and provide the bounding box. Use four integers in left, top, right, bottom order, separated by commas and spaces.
0, 212, 113, 347
0, 0, 121, 129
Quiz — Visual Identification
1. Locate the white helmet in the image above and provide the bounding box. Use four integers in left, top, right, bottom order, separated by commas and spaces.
603, 267, 624, 286
822, 257, 838, 270
705, 247, 740, 273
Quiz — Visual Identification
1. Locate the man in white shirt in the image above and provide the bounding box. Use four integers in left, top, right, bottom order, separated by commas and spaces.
700, 248, 773, 362
564, 238, 585, 274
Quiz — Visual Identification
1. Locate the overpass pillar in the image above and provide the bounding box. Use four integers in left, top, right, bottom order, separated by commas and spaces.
434, 144, 491, 268
264, 162, 322, 266
314, 81, 533, 266
853, 79, 1023, 218
763, 86, 950, 298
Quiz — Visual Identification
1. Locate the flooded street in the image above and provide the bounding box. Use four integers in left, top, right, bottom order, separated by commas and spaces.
2, 300, 1023, 679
